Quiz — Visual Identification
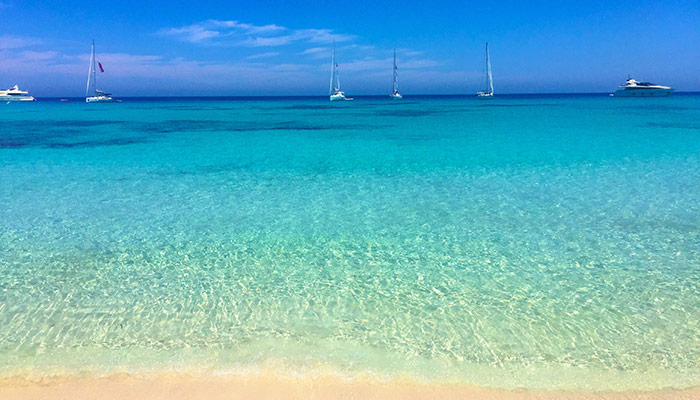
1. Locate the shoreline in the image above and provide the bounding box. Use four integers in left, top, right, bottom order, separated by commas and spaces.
1, 373, 699, 400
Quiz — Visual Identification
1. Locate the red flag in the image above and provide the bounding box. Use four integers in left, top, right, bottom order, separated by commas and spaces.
98, 62, 104, 73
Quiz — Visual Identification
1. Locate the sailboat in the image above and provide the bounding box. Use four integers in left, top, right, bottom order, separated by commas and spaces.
86, 40, 115, 103
329, 41, 352, 101
476, 42, 494, 98
390, 49, 402, 99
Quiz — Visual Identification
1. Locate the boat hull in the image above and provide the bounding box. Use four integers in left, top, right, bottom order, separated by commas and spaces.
1, 96, 35, 102
476, 92, 494, 99
390, 93, 403, 99
613, 88, 674, 97
86, 96, 115, 103
330, 94, 346, 101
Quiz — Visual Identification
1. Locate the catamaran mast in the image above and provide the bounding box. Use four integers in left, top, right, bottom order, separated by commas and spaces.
486, 42, 493, 94
86, 40, 97, 97
393, 49, 398, 93
329, 41, 335, 94
334, 47, 340, 92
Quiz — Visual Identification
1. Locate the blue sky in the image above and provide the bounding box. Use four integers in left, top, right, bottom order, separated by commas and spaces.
1, 0, 699, 96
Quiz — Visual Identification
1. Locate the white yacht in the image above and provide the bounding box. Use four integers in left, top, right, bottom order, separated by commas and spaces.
390, 49, 402, 99
612, 78, 674, 97
329, 41, 352, 101
476, 42, 494, 98
86, 40, 115, 103
0, 85, 36, 102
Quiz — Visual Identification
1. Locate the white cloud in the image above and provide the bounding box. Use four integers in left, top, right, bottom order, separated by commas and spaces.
161, 19, 287, 43
271, 63, 316, 72
300, 47, 326, 55
159, 19, 356, 47
290, 29, 355, 44
17, 50, 59, 61
0, 48, 329, 94
242, 36, 294, 47
299, 47, 329, 59
206, 20, 285, 34
340, 56, 439, 72
398, 49, 424, 57
0, 35, 42, 50
246, 51, 279, 60
0, 33, 445, 95
160, 24, 221, 43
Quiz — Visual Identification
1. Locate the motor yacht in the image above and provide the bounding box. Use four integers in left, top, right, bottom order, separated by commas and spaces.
0, 85, 36, 101
612, 78, 674, 97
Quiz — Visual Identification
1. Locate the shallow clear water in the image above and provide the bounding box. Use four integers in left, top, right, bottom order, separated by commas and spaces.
1, 95, 699, 390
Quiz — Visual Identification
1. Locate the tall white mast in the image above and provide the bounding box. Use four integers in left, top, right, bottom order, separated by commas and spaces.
86, 40, 96, 97
329, 41, 336, 95
486, 42, 493, 94
393, 49, 398, 93
334, 44, 340, 91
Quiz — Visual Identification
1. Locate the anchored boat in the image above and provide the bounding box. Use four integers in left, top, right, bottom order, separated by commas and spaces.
476, 42, 494, 98
612, 77, 674, 97
390, 49, 402, 99
329, 41, 352, 101
86, 40, 115, 103
0, 85, 36, 102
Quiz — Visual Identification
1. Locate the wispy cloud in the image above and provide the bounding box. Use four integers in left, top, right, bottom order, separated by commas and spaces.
17, 50, 60, 61
339, 56, 439, 72
0, 35, 42, 50
0, 34, 445, 95
398, 49, 424, 57
159, 20, 285, 43
0, 48, 331, 95
299, 47, 329, 59
159, 19, 355, 47
246, 51, 279, 60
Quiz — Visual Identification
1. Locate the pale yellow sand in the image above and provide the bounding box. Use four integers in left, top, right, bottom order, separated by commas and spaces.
1, 373, 699, 400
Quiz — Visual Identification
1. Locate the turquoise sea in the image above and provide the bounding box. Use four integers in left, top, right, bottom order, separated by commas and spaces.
1, 95, 699, 391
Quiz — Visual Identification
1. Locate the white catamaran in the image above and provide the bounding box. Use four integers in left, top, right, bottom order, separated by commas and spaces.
390, 49, 402, 99
86, 40, 115, 103
476, 42, 494, 98
329, 41, 352, 101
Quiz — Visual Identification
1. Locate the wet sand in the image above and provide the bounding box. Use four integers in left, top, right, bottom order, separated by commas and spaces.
1, 373, 699, 400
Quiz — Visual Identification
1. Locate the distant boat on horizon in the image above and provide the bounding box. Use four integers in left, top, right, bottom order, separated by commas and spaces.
611, 77, 674, 97
329, 41, 352, 101
86, 40, 115, 103
0, 85, 36, 102
476, 42, 494, 98
390, 49, 402, 99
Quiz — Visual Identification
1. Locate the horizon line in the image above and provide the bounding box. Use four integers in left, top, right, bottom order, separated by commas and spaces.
32, 91, 700, 99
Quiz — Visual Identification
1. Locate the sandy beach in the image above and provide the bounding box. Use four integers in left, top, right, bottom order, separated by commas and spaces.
1, 373, 699, 400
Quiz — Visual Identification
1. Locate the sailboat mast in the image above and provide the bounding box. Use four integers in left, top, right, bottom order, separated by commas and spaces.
393, 49, 398, 92
334, 43, 340, 91
86, 40, 95, 97
486, 42, 493, 94
329, 41, 335, 95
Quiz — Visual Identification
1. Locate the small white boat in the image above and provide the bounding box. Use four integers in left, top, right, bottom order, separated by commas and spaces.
612, 77, 674, 97
476, 42, 494, 98
330, 92, 346, 101
0, 85, 36, 102
390, 49, 402, 99
85, 40, 115, 103
329, 41, 352, 101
